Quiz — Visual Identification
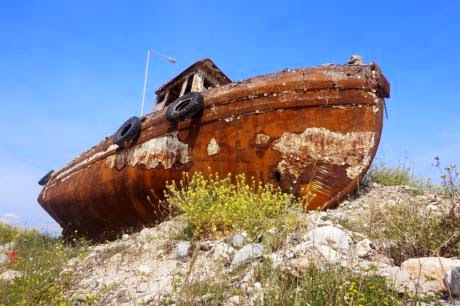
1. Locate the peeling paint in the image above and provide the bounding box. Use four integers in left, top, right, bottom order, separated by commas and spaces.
106, 132, 189, 170
56, 144, 119, 180
272, 127, 374, 180
207, 138, 220, 156
255, 133, 271, 146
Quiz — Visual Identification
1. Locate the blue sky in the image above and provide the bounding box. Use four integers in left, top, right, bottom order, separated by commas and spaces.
1, 0, 459, 231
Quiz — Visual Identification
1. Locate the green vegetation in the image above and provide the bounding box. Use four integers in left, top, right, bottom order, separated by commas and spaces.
163, 172, 302, 239
365, 160, 433, 192
0, 223, 88, 305
341, 197, 460, 265
178, 260, 426, 306
345, 159, 460, 265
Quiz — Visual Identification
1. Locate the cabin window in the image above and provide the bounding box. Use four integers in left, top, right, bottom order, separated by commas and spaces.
156, 92, 166, 104
203, 77, 213, 89
185, 75, 193, 93
164, 81, 183, 106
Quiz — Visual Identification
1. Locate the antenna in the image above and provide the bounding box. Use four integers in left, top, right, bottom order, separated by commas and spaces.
140, 50, 176, 116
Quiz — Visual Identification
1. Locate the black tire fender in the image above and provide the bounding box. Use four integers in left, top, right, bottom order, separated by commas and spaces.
113, 116, 142, 146
38, 170, 54, 186
166, 92, 204, 123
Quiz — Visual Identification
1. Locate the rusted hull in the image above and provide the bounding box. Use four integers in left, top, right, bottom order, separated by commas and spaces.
38, 63, 389, 239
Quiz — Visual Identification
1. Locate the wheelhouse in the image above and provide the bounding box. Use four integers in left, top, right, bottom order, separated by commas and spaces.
153, 59, 231, 112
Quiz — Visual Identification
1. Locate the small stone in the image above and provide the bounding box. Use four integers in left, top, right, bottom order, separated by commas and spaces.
137, 264, 153, 276
224, 295, 241, 305
369, 253, 394, 266
176, 241, 192, 260
213, 242, 235, 263
121, 234, 130, 240
292, 241, 313, 257
230, 243, 264, 270
198, 241, 211, 251
444, 267, 460, 297
268, 253, 284, 268
231, 233, 246, 249
355, 239, 373, 258
305, 226, 351, 254
0, 270, 23, 282
0, 253, 9, 266
426, 204, 439, 212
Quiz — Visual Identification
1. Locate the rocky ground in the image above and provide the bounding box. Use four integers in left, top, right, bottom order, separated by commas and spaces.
1, 184, 459, 305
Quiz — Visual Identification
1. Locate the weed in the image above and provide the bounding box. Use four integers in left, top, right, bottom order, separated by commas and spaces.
0, 224, 88, 305
342, 161, 460, 265
163, 172, 301, 239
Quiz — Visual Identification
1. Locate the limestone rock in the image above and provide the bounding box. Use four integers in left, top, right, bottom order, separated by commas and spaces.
176, 240, 192, 260
401, 257, 460, 294
305, 226, 351, 254
0, 270, 23, 282
231, 243, 264, 270
230, 232, 246, 249
0, 253, 9, 267
355, 239, 373, 258
444, 267, 460, 297
213, 242, 235, 263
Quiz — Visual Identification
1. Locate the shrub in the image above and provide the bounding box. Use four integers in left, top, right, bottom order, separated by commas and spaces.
163, 172, 300, 239
177, 261, 424, 305
366, 161, 418, 187
0, 224, 88, 305
342, 161, 460, 265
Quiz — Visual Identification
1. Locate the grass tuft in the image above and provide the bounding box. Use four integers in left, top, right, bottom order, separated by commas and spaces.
0, 223, 88, 305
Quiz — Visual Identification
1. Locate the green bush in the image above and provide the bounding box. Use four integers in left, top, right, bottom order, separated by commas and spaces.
366, 161, 416, 187
0, 224, 88, 305
163, 172, 300, 239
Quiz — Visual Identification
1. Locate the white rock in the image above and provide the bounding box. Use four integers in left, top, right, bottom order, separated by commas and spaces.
305, 226, 351, 254
316, 245, 341, 263
176, 240, 192, 259
0, 242, 13, 253
230, 243, 264, 270
401, 257, 460, 294
444, 267, 460, 297
137, 264, 153, 276
231, 233, 246, 249
291, 241, 314, 257
376, 264, 417, 294
268, 253, 284, 268
213, 242, 236, 263
224, 295, 241, 305
0, 253, 9, 266
121, 234, 130, 240
0, 270, 23, 282
355, 239, 373, 258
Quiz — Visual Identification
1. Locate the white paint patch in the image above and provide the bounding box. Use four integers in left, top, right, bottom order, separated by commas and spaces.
255, 133, 271, 146
106, 132, 189, 170
55, 144, 119, 180
272, 127, 375, 179
207, 138, 220, 156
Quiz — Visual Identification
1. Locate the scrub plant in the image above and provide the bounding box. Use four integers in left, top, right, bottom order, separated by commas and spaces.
163, 172, 301, 239
0, 224, 88, 305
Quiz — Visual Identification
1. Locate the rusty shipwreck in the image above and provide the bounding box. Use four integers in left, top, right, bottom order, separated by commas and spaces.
37, 56, 390, 238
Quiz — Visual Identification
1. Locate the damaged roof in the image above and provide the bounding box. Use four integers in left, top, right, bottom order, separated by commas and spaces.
155, 58, 232, 94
